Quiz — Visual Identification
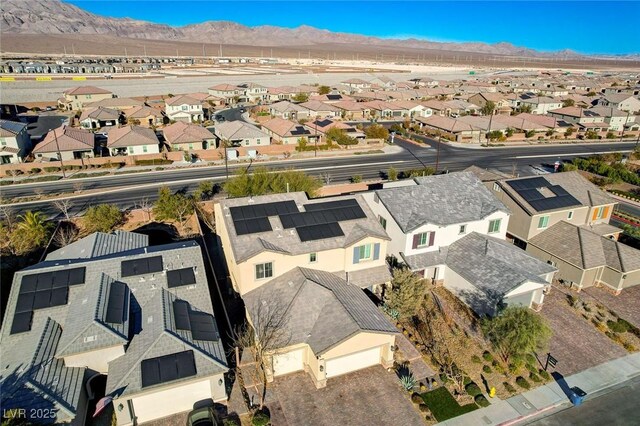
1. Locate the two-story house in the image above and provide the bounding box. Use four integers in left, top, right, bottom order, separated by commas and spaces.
165, 95, 204, 123
596, 94, 640, 113
58, 86, 114, 111
236, 82, 269, 103
517, 95, 563, 115
0, 119, 31, 163
363, 172, 556, 316
79, 106, 121, 130
208, 84, 241, 104
107, 125, 160, 156
214, 193, 397, 387
268, 100, 310, 120
547, 107, 608, 132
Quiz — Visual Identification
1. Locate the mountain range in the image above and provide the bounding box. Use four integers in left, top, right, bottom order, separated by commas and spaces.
0, 0, 610, 59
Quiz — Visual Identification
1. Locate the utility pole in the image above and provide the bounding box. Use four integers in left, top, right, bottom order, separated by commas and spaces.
314, 115, 318, 157
52, 129, 66, 178
621, 109, 630, 141
435, 133, 441, 173
224, 140, 229, 179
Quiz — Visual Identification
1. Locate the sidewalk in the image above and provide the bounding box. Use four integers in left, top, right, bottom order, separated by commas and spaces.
437, 352, 640, 426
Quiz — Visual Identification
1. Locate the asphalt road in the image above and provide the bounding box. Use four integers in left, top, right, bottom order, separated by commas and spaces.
1, 139, 636, 218
527, 375, 640, 426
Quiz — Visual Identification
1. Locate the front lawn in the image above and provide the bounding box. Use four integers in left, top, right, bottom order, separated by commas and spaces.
421, 387, 478, 422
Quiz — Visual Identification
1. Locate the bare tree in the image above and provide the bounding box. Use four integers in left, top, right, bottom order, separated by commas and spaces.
136, 196, 153, 222
194, 202, 215, 233
321, 172, 332, 185
0, 205, 17, 230
73, 182, 84, 193
53, 199, 75, 221
34, 188, 45, 198
232, 297, 291, 410
53, 223, 79, 247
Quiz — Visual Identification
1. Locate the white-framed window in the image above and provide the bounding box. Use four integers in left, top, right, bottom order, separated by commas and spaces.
493, 182, 501, 192
356, 244, 372, 261
379, 215, 387, 230
537, 215, 550, 229
595, 207, 605, 219
459, 224, 467, 235
418, 232, 429, 247
142, 145, 148, 153
309, 253, 317, 263
488, 218, 501, 234
255, 262, 273, 280
567, 211, 574, 220
127, 146, 134, 154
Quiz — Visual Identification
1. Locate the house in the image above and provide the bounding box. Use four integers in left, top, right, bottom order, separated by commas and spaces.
165, 95, 204, 123
213, 192, 392, 296
243, 268, 396, 388
589, 107, 636, 131
0, 119, 31, 163
86, 97, 144, 110
79, 107, 121, 130
517, 95, 563, 114
370, 76, 396, 88
538, 86, 569, 97
491, 171, 618, 247
33, 126, 95, 161
547, 107, 609, 132
307, 119, 366, 140
389, 100, 433, 118
107, 125, 160, 156
0, 232, 228, 425
414, 116, 483, 142
208, 84, 241, 104
341, 78, 371, 90
299, 100, 342, 118
212, 121, 271, 148
468, 93, 513, 115
363, 172, 555, 316
511, 113, 573, 132
492, 115, 551, 133
527, 221, 640, 293
163, 122, 216, 151
123, 105, 165, 127
267, 101, 310, 120
260, 118, 321, 145
596, 94, 640, 113
332, 101, 370, 120
58, 86, 114, 111
309, 93, 355, 104
236, 82, 269, 103
457, 115, 510, 134
362, 100, 406, 119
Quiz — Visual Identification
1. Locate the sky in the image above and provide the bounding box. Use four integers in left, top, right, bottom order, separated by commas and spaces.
67, 1, 640, 55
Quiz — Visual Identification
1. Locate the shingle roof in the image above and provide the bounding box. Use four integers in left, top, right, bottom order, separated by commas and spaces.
0, 119, 27, 137
46, 230, 148, 261
86, 97, 143, 109
79, 106, 120, 122
269, 100, 309, 113
243, 267, 396, 355
213, 120, 270, 141
164, 94, 202, 106
376, 171, 510, 232
529, 221, 640, 272
107, 125, 159, 148
123, 105, 164, 119
163, 122, 215, 144
33, 126, 94, 153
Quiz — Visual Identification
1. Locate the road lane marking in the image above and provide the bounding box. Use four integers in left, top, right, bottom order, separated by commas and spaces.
511, 151, 632, 159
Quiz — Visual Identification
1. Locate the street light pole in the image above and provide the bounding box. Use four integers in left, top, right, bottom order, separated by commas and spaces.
51, 128, 66, 178
435, 133, 441, 173
223, 140, 229, 179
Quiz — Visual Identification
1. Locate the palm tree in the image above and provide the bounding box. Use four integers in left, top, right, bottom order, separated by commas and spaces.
16, 211, 53, 248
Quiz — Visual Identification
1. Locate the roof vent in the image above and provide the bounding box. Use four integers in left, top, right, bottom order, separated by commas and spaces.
147, 316, 153, 324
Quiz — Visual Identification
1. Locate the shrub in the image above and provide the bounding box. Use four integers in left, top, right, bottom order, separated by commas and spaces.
223, 419, 239, 426
83, 204, 124, 233
606, 131, 616, 139
411, 393, 423, 404
418, 403, 430, 413
351, 175, 362, 183
475, 394, 490, 407
43, 166, 61, 173
623, 342, 637, 351
515, 376, 530, 390
439, 372, 450, 384
29, 168, 42, 174
251, 411, 270, 426
529, 372, 542, 383
465, 383, 482, 397
503, 382, 516, 393
471, 355, 482, 364
400, 374, 416, 391
482, 351, 493, 362
463, 376, 472, 386
135, 159, 173, 166
483, 365, 492, 374
525, 353, 537, 365
539, 369, 551, 380
608, 319, 630, 333
526, 364, 538, 374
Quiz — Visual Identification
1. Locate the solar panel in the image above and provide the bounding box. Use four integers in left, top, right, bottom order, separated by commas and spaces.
167, 267, 197, 288
20, 275, 38, 293
173, 300, 191, 330
303, 198, 359, 211
507, 177, 548, 191
230, 201, 297, 221
233, 217, 272, 236
52, 270, 70, 288
141, 350, 196, 388
35, 273, 53, 291
279, 202, 366, 230
296, 222, 344, 242
67, 267, 86, 285
147, 257, 164, 274
509, 177, 581, 212
121, 256, 163, 277
327, 94, 340, 100
32, 290, 52, 310
10, 311, 33, 335
190, 311, 219, 341
290, 126, 311, 136
105, 281, 127, 324
15, 292, 34, 313
49, 287, 69, 307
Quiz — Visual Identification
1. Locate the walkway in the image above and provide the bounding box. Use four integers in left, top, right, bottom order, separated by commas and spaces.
437, 352, 640, 426
395, 333, 436, 383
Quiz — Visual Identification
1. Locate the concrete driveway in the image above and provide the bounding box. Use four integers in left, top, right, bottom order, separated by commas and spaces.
269, 366, 424, 426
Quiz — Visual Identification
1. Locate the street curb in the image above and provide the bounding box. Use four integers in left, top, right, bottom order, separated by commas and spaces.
498, 402, 568, 426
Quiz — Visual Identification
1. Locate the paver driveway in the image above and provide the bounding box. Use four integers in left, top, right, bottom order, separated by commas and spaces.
539, 289, 626, 376
584, 285, 640, 328
269, 366, 424, 426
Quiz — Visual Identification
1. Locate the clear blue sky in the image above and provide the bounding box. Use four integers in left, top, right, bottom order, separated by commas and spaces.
68, 1, 639, 54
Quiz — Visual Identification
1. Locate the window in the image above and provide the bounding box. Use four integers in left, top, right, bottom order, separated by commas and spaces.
594, 207, 606, 220
493, 182, 501, 192
357, 244, 372, 261
188, 144, 193, 150
255, 262, 273, 280
537, 216, 550, 229
309, 253, 317, 263
567, 211, 574, 220
488, 219, 501, 234
0, 140, 6, 146
142, 145, 148, 153
379, 215, 387, 230
412, 232, 434, 249
459, 224, 467, 235
127, 146, 134, 154
418, 233, 429, 247
182, 106, 188, 111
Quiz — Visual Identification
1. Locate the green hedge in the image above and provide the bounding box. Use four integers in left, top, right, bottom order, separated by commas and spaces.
516, 376, 531, 390
465, 383, 483, 397
475, 394, 490, 407
421, 387, 478, 422
134, 159, 173, 166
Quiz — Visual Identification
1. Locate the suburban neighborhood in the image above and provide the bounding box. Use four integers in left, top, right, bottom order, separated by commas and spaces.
1, 1, 640, 426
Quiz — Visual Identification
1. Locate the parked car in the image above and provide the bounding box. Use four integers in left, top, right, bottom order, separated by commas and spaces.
186, 407, 221, 426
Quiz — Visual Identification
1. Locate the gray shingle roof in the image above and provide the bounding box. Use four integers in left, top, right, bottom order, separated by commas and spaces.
401, 247, 449, 270
376, 171, 510, 232
243, 268, 396, 356
46, 230, 148, 261
219, 192, 389, 263
334, 265, 393, 289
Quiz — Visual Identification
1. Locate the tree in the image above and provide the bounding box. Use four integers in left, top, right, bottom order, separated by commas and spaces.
487, 130, 504, 141
318, 85, 331, 95
482, 306, 552, 365
224, 167, 321, 198
384, 268, 428, 320
525, 130, 536, 138
388, 167, 398, 181
135, 196, 153, 222
233, 297, 291, 410
53, 199, 74, 221
292, 92, 309, 103
194, 181, 215, 201
515, 104, 533, 114
153, 187, 195, 230
325, 128, 358, 146
296, 137, 308, 152
364, 124, 389, 140
10, 211, 53, 255
480, 100, 496, 116
564, 127, 574, 138
505, 128, 515, 138
562, 99, 575, 107
83, 204, 124, 234
53, 222, 79, 247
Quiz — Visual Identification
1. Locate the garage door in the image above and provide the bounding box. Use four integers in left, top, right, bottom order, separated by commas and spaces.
325, 346, 381, 378
273, 348, 304, 376
131, 379, 211, 423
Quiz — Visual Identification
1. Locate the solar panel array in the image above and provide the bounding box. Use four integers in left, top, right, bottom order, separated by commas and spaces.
290, 126, 311, 136
326, 94, 341, 100
297, 222, 344, 242
11, 267, 86, 335
121, 256, 163, 277
172, 300, 219, 342
508, 177, 581, 212
230, 201, 298, 236
105, 281, 128, 324
315, 119, 333, 127
167, 267, 197, 288
141, 350, 197, 388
